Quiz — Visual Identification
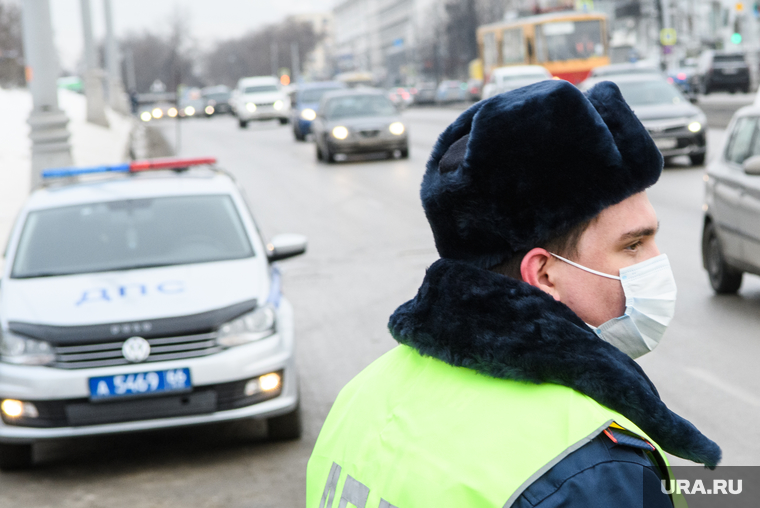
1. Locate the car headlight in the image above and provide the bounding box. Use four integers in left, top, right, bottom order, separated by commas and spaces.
216, 304, 276, 347
332, 126, 349, 140
389, 122, 405, 135
184, 106, 195, 116
0, 331, 55, 366
151, 108, 163, 119
140, 111, 152, 122
205, 105, 214, 115
273, 100, 284, 110
167, 107, 178, 118
246, 102, 257, 112
301, 108, 317, 121
688, 114, 707, 133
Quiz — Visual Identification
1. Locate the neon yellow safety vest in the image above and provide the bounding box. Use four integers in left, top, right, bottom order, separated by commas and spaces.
307, 345, 673, 508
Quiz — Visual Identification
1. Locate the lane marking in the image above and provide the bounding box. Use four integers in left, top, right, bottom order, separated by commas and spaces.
683, 366, 760, 408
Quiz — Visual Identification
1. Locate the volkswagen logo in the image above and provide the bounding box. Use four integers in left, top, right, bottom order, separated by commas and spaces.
122, 336, 150, 363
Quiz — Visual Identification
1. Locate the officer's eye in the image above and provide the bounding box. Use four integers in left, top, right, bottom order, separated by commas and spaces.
626, 240, 643, 251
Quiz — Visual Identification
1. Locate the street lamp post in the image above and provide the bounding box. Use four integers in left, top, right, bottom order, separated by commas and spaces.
81, 0, 109, 126
21, 0, 73, 188
103, 0, 128, 114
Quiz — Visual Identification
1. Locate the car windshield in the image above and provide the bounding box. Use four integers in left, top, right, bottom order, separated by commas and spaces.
615, 80, 685, 106
12, 195, 254, 278
204, 92, 230, 102
324, 95, 396, 119
244, 85, 278, 94
714, 55, 745, 63
300, 87, 342, 103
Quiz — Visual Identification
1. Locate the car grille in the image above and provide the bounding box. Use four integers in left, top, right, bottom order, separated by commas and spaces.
255, 102, 274, 107
53, 332, 222, 369
359, 130, 380, 138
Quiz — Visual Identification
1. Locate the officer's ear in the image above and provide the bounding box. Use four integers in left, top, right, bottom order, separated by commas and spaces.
520, 248, 560, 301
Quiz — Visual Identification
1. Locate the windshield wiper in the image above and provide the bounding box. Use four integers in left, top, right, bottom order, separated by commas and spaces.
13, 262, 182, 279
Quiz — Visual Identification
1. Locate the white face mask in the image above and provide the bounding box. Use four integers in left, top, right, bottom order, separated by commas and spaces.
550, 253, 677, 359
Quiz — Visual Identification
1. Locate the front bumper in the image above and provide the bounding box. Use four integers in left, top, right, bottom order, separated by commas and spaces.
238, 106, 289, 121
328, 135, 408, 154
0, 299, 297, 443
645, 124, 706, 158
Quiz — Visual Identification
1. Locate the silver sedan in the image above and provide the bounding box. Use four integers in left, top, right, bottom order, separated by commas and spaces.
311, 89, 409, 163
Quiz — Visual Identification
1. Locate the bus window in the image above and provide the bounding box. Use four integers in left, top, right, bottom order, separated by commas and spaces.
537, 19, 603, 62
483, 32, 498, 69
502, 28, 525, 65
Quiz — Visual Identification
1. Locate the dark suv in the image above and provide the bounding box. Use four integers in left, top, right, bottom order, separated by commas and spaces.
692, 51, 750, 94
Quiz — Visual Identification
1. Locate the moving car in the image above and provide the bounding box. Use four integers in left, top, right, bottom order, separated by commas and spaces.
482, 66, 553, 100
411, 82, 437, 105
586, 62, 660, 79
0, 158, 306, 469
201, 85, 232, 116
435, 81, 466, 104
177, 88, 205, 118
702, 104, 760, 294
387, 87, 413, 109
311, 89, 408, 163
691, 51, 751, 94
667, 58, 698, 95
579, 74, 707, 166
290, 81, 346, 141
466, 78, 483, 101
231, 76, 290, 128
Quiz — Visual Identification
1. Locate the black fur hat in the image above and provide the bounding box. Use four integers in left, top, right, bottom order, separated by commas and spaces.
421, 79, 663, 269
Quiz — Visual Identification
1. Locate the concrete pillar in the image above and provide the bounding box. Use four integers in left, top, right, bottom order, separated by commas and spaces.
21, 0, 73, 188
103, 0, 128, 114
81, 0, 109, 126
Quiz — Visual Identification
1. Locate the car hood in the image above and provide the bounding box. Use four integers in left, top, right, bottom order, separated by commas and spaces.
240, 92, 285, 103
501, 77, 550, 91
631, 103, 702, 122
327, 115, 400, 130
1, 258, 266, 326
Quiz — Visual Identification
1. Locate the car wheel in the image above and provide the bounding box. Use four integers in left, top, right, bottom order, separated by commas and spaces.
316, 143, 323, 161
400, 146, 409, 159
279, 118, 288, 125
267, 402, 302, 441
324, 146, 335, 163
294, 128, 306, 142
690, 153, 706, 166
238, 119, 248, 129
0, 443, 33, 470
702, 221, 743, 294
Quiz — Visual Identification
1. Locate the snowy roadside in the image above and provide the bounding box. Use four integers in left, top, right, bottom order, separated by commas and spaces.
0, 88, 134, 248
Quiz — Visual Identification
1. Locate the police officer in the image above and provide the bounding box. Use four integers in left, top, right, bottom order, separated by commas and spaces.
306, 80, 721, 507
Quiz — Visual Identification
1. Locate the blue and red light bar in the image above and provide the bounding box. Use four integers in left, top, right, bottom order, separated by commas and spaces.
41, 157, 217, 179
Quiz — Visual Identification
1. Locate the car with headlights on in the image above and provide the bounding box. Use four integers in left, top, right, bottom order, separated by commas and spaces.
290, 81, 346, 141
701, 103, 760, 294
0, 158, 306, 469
579, 74, 707, 166
232, 76, 290, 128
201, 85, 232, 116
311, 89, 408, 163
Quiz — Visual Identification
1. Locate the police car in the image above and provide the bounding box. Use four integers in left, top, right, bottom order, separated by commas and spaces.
0, 158, 306, 469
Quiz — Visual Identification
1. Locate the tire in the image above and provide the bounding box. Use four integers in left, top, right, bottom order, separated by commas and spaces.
316, 144, 323, 161
279, 118, 288, 125
690, 153, 706, 166
0, 443, 33, 470
267, 403, 302, 441
238, 119, 248, 129
293, 128, 306, 142
400, 146, 409, 159
702, 221, 743, 294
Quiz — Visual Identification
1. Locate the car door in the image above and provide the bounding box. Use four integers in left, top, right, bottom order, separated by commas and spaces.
736, 116, 760, 271
710, 115, 757, 264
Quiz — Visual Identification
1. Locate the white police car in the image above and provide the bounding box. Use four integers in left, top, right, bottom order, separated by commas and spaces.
0, 158, 306, 469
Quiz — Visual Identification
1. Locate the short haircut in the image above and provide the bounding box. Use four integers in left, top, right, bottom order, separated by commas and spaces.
490, 216, 597, 280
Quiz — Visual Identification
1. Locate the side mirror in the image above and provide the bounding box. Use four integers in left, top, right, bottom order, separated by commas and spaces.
267, 233, 307, 262
743, 155, 760, 175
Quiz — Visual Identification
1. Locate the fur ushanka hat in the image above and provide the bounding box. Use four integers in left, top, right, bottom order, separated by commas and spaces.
421, 79, 663, 269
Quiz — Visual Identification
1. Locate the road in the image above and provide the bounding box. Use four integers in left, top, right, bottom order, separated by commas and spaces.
1, 96, 759, 507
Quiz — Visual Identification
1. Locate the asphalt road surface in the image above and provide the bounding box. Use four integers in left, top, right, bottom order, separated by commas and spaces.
2, 96, 759, 507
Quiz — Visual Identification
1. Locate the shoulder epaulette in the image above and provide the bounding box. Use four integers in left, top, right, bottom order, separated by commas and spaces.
603, 423, 656, 451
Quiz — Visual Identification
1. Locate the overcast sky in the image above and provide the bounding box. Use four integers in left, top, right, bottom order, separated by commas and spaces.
42, 0, 334, 70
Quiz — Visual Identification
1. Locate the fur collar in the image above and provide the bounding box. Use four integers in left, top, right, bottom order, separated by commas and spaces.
388, 258, 721, 468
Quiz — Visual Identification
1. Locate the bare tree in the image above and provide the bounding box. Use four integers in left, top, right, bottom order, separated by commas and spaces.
203, 17, 320, 86
0, 0, 24, 87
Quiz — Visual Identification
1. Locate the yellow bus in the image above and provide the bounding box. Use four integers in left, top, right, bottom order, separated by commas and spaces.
477, 12, 609, 85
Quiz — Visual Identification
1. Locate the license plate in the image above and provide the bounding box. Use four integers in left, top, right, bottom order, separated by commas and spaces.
654, 138, 677, 149
89, 368, 192, 400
